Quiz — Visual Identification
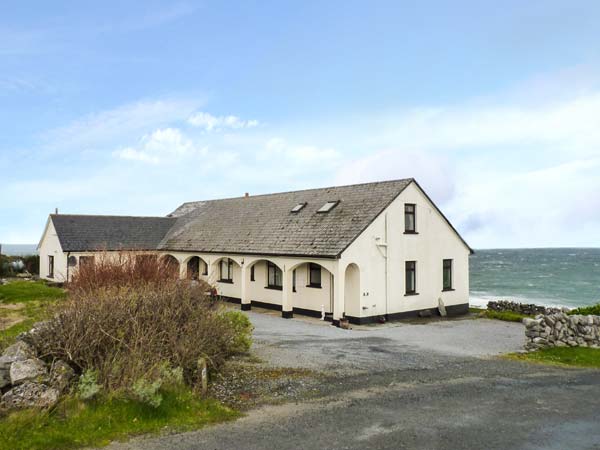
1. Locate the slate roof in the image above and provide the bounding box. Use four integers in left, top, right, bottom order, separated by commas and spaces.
159, 179, 414, 257
48, 179, 472, 257
50, 214, 177, 252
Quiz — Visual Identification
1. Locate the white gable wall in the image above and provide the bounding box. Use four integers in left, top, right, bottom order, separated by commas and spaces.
39, 219, 68, 282
340, 181, 470, 319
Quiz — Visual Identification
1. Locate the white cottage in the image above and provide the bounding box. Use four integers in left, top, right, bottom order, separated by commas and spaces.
38, 179, 472, 325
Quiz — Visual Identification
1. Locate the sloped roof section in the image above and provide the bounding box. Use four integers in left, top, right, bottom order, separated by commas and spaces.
160, 179, 414, 257
50, 214, 177, 252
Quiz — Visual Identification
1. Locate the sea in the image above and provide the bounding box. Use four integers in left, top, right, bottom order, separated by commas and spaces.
2, 244, 598, 308
0, 244, 38, 256
470, 248, 600, 309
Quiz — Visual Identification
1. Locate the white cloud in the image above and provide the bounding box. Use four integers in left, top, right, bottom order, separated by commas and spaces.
113, 127, 207, 164
45, 98, 202, 152
187, 111, 259, 131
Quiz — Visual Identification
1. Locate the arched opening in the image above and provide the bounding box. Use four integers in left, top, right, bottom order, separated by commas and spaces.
160, 254, 180, 279
186, 256, 200, 280
247, 259, 284, 290
288, 261, 335, 315
344, 263, 360, 318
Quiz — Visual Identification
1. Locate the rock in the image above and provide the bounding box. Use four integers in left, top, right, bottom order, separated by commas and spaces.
2, 341, 35, 361
438, 298, 447, 317
10, 358, 47, 385
49, 360, 75, 393
533, 337, 548, 345
1, 382, 59, 409
523, 318, 537, 327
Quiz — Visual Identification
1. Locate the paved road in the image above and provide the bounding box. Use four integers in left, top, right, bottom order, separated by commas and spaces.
108, 312, 600, 450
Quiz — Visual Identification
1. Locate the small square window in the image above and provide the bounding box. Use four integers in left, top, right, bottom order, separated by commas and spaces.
308, 263, 322, 287
317, 201, 339, 213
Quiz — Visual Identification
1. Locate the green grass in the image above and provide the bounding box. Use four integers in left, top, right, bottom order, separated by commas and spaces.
508, 347, 600, 368
0, 281, 66, 304
0, 386, 239, 450
0, 281, 66, 351
469, 307, 530, 323
568, 303, 600, 316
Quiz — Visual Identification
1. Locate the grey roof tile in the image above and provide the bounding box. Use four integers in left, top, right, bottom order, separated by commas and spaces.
50, 215, 177, 252
159, 179, 413, 257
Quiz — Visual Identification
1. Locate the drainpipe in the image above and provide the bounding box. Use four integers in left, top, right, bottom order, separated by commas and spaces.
384, 213, 389, 317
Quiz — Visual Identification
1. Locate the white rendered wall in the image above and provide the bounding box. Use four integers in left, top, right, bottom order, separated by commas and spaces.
38, 219, 67, 282
340, 182, 470, 318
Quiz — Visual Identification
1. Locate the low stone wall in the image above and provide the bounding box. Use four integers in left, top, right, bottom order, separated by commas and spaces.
524, 313, 600, 351
0, 322, 74, 410
487, 300, 563, 316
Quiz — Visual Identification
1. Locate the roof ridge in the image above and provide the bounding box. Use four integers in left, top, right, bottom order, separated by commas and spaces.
179, 178, 414, 205
51, 214, 173, 219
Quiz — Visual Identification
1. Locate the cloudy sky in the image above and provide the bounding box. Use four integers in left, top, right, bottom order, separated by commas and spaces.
1, 0, 599, 248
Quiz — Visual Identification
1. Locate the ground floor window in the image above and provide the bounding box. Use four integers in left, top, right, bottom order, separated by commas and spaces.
267, 262, 282, 289
220, 258, 233, 282
48, 255, 54, 278
79, 255, 95, 268
405, 261, 417, 295
443, 259, 453, 291
202, 260, 208, 275
308, 263, 321, 288
292, 269, 296, 292
250, 265, 255, 281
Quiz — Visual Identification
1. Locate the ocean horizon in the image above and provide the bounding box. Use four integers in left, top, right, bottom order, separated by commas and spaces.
470, 247, 600, 309
2, 245, 598, 308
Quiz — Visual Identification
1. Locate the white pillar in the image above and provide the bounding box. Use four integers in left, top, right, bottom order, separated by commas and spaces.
333, 262, 344, 325
240, 264, 250, 311
281, 267, 293, 319
179, 258, 187, 280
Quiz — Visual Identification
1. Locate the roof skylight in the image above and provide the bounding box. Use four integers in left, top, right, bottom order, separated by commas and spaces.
317, 201, 339, 213
291, 203, 307, 213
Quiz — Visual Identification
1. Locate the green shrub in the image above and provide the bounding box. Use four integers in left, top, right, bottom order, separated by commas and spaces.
132, 378, 163, 408
221, 311, 253, 354
77, 370, 101, 400
568, 303, 600, 316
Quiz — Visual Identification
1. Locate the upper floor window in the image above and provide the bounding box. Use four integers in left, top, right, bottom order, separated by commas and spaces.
267, 262, 282, 289
405, 204, 416, 233
405, 261, 417, 295
291, 202, 307, 213
219, 258, 233, 282
443, 259, 453, 291
308, 263, 322, 288
317, 200, 339, 213
48, 255, 54, 278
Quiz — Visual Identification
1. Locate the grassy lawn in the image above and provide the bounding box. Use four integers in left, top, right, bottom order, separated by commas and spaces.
0, 281, 66, 351
508, 347, 600, 368
0, 386, 239, 450
469, 307, 531, 323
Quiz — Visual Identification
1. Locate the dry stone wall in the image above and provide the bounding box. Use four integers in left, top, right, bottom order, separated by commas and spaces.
524, 313, 600, 350
487, 300, 562, 316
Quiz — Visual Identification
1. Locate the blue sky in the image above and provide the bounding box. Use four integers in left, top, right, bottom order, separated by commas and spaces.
1, 0, 600, 248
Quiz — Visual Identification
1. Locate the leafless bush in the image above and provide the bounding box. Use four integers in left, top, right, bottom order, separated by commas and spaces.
68, 251, 179, 294
33, 253, 252, 391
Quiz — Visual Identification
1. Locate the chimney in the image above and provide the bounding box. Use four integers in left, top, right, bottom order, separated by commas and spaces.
55, 208, 59, 214
244, 193, 249, 198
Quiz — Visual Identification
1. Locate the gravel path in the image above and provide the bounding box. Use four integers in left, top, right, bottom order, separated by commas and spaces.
105, 311, 600, 450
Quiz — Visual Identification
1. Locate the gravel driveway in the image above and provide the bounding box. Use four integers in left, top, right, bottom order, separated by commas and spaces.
106, 310, 600, 450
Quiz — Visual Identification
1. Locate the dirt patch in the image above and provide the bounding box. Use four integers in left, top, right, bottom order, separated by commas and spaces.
0, 314, 25, 331
209, 354, 323, 410
0, 303, 26, 311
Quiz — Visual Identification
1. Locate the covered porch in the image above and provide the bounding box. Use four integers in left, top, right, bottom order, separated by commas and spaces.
161, 252, 361, 324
